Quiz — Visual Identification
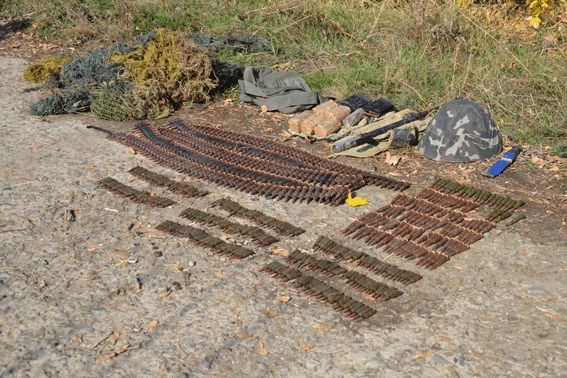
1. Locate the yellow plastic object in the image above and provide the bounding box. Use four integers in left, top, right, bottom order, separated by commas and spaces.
346, 191, 369, 207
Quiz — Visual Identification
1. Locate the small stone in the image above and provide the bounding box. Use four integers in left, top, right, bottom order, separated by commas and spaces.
431, 354, 450, 366
182, 272, 191, 286
453, 355, 465, 367
153, 250, 163, 257
172, 373, 189, 378
188, 261, 196, 267
64, 209, 76, 222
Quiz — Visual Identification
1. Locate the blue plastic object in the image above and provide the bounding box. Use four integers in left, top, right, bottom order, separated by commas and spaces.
485, 146, 522, 177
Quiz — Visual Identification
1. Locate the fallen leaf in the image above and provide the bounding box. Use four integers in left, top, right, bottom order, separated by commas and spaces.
110, 332, 120, 345
86, 243, 102, 251
437, 335, 454, 343
265, 308, 279, 318
273, 61, 293, 70
230, 313, 243, 326
271, 245, 290, 257
361, 292, 377, 302
127, 278, 142, 292
74, 333, 84, 344
531, 156, 546, 168
164, 263, 184, 272
277, 294, 291, 303
537, 307, 567, 323
160, 288, 172, 298
312, 322, 335, 332
258, 341, 268, 356
299, 344, 318, 351
113, 250, 129, 261
385, 152, 401, 166
143, 319, 158, 333
412, 351, 432, 360
96, 340, 130, 363
104, 300, 124, 308
213, 268, 225, 278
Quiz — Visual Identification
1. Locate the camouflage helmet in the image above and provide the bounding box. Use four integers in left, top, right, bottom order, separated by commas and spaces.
418, 99, 502, 162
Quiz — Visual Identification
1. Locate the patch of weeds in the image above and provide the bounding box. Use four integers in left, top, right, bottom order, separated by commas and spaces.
551, 143, 567, 158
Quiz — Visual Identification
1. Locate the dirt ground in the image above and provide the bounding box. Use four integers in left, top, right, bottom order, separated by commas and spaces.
1, 55, 566, 377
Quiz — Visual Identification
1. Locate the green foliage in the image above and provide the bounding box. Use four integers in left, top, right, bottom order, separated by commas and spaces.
2, 0, 566, 153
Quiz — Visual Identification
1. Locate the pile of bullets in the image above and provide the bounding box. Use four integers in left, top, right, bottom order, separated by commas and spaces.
98, 177, 175, 208
156, 220, 255, 259
109, 120, 408, 205
180, 207, 279, 246
261, 261, 377, 320
212, 198, 305, 237
129, 166, 209, 197
343, 179, 525, 269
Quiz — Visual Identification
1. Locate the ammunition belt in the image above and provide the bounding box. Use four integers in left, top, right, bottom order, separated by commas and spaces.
313, 236, 422, 285
261, 261, 377, 320
211, 198, 304, 237
111, 125, 353, 205
179, 207, 278, 246
432, 177, 525, 211
169, 120, 407, 190
160, 123, 365, 188
155, 220, 255, 259
286, 250, 402, 301
129, 166, 209, 197
109, 120, 409, 205
98, 177, 175, 207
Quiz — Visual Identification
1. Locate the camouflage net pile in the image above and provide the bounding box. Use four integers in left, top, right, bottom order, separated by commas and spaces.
25, 30, 217, 120
23, 55, 72, 83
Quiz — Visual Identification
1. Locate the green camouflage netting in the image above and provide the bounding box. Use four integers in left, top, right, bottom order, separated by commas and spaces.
90, 82, 141, 121
26, 31, 259, 120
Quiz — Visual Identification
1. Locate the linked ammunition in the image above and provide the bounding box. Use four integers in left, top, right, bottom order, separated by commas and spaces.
261, 261, 377, 320
211, 198, 304, 237
98, 177, 175, 207
180, 207, 278, 246
155, 220, 255, 259
129, 166, 209, 197
313, 236, 422, 285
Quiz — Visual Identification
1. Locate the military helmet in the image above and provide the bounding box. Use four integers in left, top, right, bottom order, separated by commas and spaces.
418, 99, 502, 162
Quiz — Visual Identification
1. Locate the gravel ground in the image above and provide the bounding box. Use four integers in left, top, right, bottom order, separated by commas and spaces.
1, 57, 566, 377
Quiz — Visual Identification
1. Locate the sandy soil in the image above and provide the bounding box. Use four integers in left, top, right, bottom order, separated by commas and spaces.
1, 56, 566, 377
